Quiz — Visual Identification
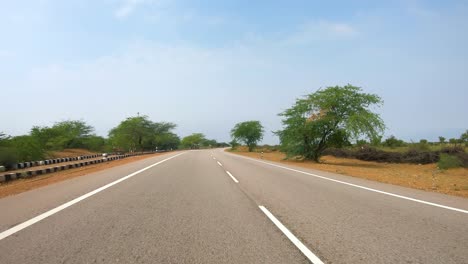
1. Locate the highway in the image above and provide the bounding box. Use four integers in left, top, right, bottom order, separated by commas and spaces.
0, 150, 467, 263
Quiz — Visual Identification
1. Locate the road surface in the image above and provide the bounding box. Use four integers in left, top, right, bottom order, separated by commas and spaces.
0, 150, 467, 263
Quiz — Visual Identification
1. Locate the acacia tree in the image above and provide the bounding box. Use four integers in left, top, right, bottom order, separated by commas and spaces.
0, 132, 9, 146
438, 136, 446, 144
31, 120, 94, 150
180, 133, 206, 149
231, 121, 264, 152
461, 130, 468, 146
276, 85, 385, 162
108, 116, 177, 152
154, 132, 180, 150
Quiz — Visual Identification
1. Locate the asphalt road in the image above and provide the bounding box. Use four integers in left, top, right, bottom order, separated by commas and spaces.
0, 150, 467, 263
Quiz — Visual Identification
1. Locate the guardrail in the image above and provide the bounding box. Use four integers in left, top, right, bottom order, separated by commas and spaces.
0, 151, 162, 184
7, 154, 103, 171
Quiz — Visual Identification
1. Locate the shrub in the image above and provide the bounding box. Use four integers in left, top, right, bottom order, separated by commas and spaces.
355, 147, 402, 163
410, 140, 431, 152
403, 149, 438, 164
440, 146, 468, 167
355, 140, 368, 147
323, 148, 352, 158
0, 147, 18, 169
383, 136, 406, 148
438, 154, 463, 169
82, 136, 107, 152
229, 140, 239, 150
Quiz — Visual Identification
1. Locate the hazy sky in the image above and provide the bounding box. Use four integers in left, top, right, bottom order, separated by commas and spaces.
1, 0, 467, 144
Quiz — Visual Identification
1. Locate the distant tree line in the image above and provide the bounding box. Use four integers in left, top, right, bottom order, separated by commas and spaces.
0, 115, 228, 168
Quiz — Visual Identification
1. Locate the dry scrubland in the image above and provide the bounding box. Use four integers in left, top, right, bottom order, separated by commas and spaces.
230, 147, 468, 198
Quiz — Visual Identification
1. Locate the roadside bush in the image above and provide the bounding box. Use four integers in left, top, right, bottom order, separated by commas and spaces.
439, 146, 468, 167
323, 148, 352, 158
403, 149, 438, 164
409, 141, 431, 152
355, 140, 368, 147
229, 140, 239, 150
0, 147, 18, 169
383, 136, 406, 148
355, 147, 403, 163
440, 146, 465, 154
82, 136, 107, 152
11, 136, 46, 162
325, 146, 443, 164
438, 154, 463, 169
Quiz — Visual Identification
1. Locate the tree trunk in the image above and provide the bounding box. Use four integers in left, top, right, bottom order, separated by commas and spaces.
248, 144, 254, 152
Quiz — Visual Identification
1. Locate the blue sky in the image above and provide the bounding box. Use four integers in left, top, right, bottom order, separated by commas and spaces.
1, 0, 467, 144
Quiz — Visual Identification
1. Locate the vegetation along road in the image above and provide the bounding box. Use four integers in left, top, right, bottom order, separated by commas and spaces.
0, 150, 466, 263
1, 85, 466, 263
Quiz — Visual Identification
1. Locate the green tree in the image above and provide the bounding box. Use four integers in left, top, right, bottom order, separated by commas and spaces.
383, 135, 406, 148
370, 135, 382, 146
230, 121, 264, 152
154, 132, 180, 150
229, 139, 240, 150
81, 136, 107, 152
438, 136, 446, 144
0, 132, 10, 146
0, 132, 16, 168
460, 130, 468, 146
180, 133, 206, 149
10, 135, 45, 162
449, 138, 459, 146
276, 85, 385, 161
31, 120, 94, 150
108, 116, 177, 152
204, 139, 218, 148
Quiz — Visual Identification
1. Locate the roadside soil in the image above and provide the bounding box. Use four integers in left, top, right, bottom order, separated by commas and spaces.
0, 152, 170, 198
47, 148, 98, 158
229, 149, 468, 198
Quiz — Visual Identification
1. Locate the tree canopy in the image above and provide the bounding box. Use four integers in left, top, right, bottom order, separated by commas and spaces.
276, 84, 385, 161
108, 116, 177, 152
31, 120, 95, 150
231, 121, 264, 152
180, 133, 207, 149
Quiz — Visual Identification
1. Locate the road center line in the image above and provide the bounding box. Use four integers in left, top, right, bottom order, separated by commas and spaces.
259, 206, 324, 264
226, 171, 239, 183
217, 161, 223, 167
229, 153, 468, 214
0, 152, 187, 241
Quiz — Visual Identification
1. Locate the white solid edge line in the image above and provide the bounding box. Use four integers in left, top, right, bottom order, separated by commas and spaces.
226, 171, 239, 183
0, 152, 187, 241
259, 206, 324, 264
229, 154, 468, 214
217, 161, 223, 166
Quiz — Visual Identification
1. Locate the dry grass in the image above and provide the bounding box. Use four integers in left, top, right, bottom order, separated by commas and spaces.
230, 148, 468, 198
48, 148, 98, 159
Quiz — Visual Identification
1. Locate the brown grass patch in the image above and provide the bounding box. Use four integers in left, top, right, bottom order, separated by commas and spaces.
48, 148, 98, 158
230, 149, 468, 198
